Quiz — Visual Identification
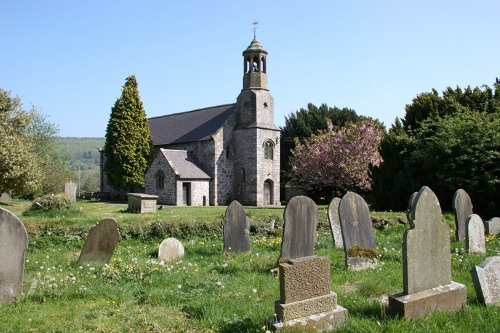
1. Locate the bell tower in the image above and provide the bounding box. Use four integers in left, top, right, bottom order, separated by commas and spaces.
233, 29, 281, 206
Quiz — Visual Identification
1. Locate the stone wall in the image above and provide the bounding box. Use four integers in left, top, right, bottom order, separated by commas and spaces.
145, 152, 177, 205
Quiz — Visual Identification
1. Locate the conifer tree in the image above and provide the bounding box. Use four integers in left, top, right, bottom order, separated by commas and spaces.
104, 75, 153, 191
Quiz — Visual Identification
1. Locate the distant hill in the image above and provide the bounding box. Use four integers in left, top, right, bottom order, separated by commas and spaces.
57, 137, 105, 171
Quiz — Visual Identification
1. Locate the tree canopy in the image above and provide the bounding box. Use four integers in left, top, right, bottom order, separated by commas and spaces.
289, 119, 384, 201
104, 75, 153, 191
371, 82, 500, 218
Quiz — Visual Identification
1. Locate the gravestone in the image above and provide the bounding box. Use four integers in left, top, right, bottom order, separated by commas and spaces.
484, 217, 500, 236
222, 200, 250, 253
389, 186, 467, 318
0, 192, 12, 202
78, 218, 121, 264
406, 191, 418, 224
471, 256, 500, 306
158, 238, 184, 261
278, 196, 318, 263
466, 214, 486, 254
453, 189, 473, 241
267, 256, 348, 331
339, 191, 377, 270
327, 197, 343, 248
0, 208, 28, 305
64, 181, 77, 202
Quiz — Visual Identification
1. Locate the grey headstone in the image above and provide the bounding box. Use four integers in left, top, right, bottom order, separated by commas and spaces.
64, 181, 77, 202
78, 218, 121, 264
484, 217, 500, 236
0, 193, 12, 202
453, 189, 473, 241
327, 197, 343, 248
339, 191, 377, 270
466, 214, 486, 254
278, 196, 318, 262
222, 200, 250, 253
406, 192, 418, 224
403, 186, 451, 294
158, 238, 184, 262
0, 208, 28, 305
471, 256, 500, 306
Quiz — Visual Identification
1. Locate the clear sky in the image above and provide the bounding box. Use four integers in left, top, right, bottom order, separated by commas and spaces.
2, 1, 499, 137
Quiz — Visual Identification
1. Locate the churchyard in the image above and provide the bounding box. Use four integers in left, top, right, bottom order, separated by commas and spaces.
1, 196, 499, 333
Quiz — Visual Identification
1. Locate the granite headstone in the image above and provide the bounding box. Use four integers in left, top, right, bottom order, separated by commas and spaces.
78, 218, 121, 264
453, 189, 473, 241
327, 197, 343, 248
222, 200, 250, 253
466, 214, 486, 254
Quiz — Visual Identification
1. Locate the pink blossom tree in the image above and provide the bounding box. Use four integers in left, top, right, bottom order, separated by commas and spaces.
289, 119, 384, 199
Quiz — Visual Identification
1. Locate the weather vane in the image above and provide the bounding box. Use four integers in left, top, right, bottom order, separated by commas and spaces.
252, 21, 258, 38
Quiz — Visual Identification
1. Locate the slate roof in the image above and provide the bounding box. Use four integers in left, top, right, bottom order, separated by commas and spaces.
149, 104, 237, 146
160, 149, 211, 179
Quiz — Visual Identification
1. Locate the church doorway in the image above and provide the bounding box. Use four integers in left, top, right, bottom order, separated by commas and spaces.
263, 180, 273, 205
182, 182, 191, 206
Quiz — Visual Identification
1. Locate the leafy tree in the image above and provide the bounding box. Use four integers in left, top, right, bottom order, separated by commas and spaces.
372, 82, 500, 217
0, 89, 40, 195
104, 75, 153, 191
289, 119, 384, 201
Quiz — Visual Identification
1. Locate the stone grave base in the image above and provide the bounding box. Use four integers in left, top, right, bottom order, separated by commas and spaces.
347, 257, 378, 271
388, 281, 467, 319
267, 305, 348, 332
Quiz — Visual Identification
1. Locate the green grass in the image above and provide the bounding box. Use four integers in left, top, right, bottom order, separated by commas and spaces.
0, 200, 499, 332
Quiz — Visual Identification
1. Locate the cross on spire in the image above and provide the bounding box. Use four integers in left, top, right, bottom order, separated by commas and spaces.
252, 21, 258, 38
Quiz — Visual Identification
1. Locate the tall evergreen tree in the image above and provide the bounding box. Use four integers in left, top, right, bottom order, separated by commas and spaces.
104, 75, 153, 191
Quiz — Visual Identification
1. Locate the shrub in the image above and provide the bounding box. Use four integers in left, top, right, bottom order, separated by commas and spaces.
24, 193, 73, 214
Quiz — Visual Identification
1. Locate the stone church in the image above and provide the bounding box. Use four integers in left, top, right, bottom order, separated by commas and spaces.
143, 37, 281, 206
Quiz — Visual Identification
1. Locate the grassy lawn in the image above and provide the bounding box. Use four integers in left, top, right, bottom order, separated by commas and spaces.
0, 200, 499, 332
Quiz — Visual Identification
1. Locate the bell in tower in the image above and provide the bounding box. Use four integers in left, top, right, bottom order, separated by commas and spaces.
242, 37, 268, 90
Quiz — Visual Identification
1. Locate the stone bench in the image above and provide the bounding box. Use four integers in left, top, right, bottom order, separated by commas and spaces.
127, 193, 159, 213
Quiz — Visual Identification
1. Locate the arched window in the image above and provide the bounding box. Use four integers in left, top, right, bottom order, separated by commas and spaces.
226, 143, 233, 159
155, 170, 165, 189
263, 140, 274, 160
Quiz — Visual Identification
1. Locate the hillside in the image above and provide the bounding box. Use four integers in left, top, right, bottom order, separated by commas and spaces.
57, 137, 105, 171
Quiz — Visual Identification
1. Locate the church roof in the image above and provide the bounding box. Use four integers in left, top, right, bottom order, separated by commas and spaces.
149, 104, 237, 146
160, 149, 211, 179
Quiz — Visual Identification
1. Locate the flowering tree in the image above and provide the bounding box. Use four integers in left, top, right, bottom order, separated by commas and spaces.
290, 119, 384, 199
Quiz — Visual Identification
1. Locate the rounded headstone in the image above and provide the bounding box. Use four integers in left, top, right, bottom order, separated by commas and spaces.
158, 238, 184, 262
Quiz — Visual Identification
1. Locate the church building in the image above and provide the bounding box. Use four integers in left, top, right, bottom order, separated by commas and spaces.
144, 36, 281, 206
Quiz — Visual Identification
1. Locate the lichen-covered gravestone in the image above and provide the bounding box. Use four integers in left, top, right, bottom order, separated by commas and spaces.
78, 218, 121, 264
327, 197, 343, 248
64, 181, 77, 202
278, 196, 318, 263
453, 189, 473, 241
267, 256, 348, 331
466, 214, 486, 254
471, 256, 500, 306
222, 200, 250, 253
0, 208, 28, 305
158, 238, 184, 261
485, 217, 500, 236
339, 191, 377, 270
389, 186, 467, 318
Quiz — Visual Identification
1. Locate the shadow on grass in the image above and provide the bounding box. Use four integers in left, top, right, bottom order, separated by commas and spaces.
218, 316, 261, 333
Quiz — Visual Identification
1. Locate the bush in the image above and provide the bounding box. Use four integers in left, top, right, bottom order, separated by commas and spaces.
24, 193, 73, 214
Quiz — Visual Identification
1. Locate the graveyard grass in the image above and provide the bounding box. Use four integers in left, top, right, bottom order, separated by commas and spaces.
1, 200, 499, 333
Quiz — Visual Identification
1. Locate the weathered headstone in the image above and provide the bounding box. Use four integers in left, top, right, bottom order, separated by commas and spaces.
0, 208, 28, 305
64, 181, 77, 202
485, 217, 500, 236
222, 200, 250, 253
389, 186, 467, 318
406, 191, 418, 224
466, 214, 486, 254
453, 189, 473, 241
158, 238, 184, 261
267, 256, 348, 331
78, 218, 121, 264
278, 196, 318, 262
339, 191, 377, 270
327, 197, 343, 248
0, 192, 12, 202
471, 256, 500, 306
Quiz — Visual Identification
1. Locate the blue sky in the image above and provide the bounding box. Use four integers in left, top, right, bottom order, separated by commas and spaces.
2, 1, 499, 137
